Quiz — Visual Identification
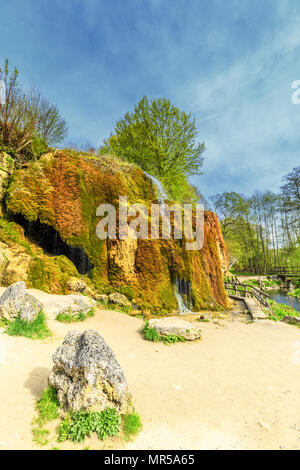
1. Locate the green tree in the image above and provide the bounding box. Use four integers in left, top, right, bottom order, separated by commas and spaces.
100, 96, 205, 199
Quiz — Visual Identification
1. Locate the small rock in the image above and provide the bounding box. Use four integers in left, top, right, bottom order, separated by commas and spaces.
56, 295, 96, 319
67, 277, 87, 293
48, 329, 132, 413
148, 317, 201, 341
258, 421, 270, 431
94, 293, 109, 303
108, 292, 131, 307
0, 281, 42, 322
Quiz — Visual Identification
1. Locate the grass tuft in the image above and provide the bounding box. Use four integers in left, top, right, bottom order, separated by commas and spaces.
35, 386, 60, 425
5, 311, 51, 339
122, 412, 142, 441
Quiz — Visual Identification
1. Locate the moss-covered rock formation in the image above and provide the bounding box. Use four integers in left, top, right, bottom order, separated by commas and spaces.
2, 149, 229, 313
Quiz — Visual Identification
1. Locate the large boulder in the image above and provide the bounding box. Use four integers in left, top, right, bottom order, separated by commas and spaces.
48, 329, 132, 413
56, 295, 96, 319
0, 281, 43, 322
148, 317, 202, 341
109, 292, 131, 308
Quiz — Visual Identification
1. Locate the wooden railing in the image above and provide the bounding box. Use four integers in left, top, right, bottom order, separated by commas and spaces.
224, 279, 271, 309
274, 267, 300, 277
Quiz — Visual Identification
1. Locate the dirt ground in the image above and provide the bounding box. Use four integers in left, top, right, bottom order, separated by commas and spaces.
0, 300, 300, 450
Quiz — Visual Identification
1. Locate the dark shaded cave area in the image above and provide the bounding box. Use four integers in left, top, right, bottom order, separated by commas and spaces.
11, 213, 94, 275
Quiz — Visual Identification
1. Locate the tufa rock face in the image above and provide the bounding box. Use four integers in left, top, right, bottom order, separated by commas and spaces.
48, 329, 132, 413
0, 281, 43, 322
148, 317, 202, 341
5, 150, 229, 313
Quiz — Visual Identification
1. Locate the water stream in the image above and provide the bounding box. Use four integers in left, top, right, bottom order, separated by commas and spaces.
269, 290, 300, 313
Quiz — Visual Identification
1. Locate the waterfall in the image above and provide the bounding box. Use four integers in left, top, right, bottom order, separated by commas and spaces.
12, 214, 94, 275
144, 171, 168, 215
174, 278, 192, 315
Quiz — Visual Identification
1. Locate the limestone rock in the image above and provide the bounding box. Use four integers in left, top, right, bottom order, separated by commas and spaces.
148, 317, 202, 341
94, 293, 109, 303
109, 292, 131, 307
56, 295, 96, 319
48, 329, 132, 413
0, 281, 43, 322
67, 277, 87, 293
281, 315, 300, 325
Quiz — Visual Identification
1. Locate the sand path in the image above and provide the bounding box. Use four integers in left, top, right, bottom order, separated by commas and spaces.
0, 300, 300, 450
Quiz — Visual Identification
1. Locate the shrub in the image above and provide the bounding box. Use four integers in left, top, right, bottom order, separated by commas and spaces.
5, 311, 51, 339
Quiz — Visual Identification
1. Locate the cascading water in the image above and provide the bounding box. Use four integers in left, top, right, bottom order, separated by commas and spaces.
144, 172, 193, 315
175, 278, 192, 315
144, 171, 168, 214
12, 214, 94, 275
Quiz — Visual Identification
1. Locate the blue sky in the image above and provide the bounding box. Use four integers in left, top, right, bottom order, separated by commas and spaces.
1, 0, 300, 198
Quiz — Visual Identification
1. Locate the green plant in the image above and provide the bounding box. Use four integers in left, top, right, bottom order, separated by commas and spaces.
58, 408, 121, 443
5, 311, 51, 339
122, 412, 142, 441
32, 427, 50, 446
0, 317, 9, 327
35, 386, 60, 425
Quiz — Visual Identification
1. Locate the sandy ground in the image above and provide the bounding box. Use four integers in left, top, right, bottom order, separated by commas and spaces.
0, 292, 300, 450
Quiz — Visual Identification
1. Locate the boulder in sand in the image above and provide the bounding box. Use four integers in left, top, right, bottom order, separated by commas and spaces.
56, 295, 96, 319
48, 329, 132, 413
0, 281, 43, 322
109, 292, 131, 308
148, 317, 202, 341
